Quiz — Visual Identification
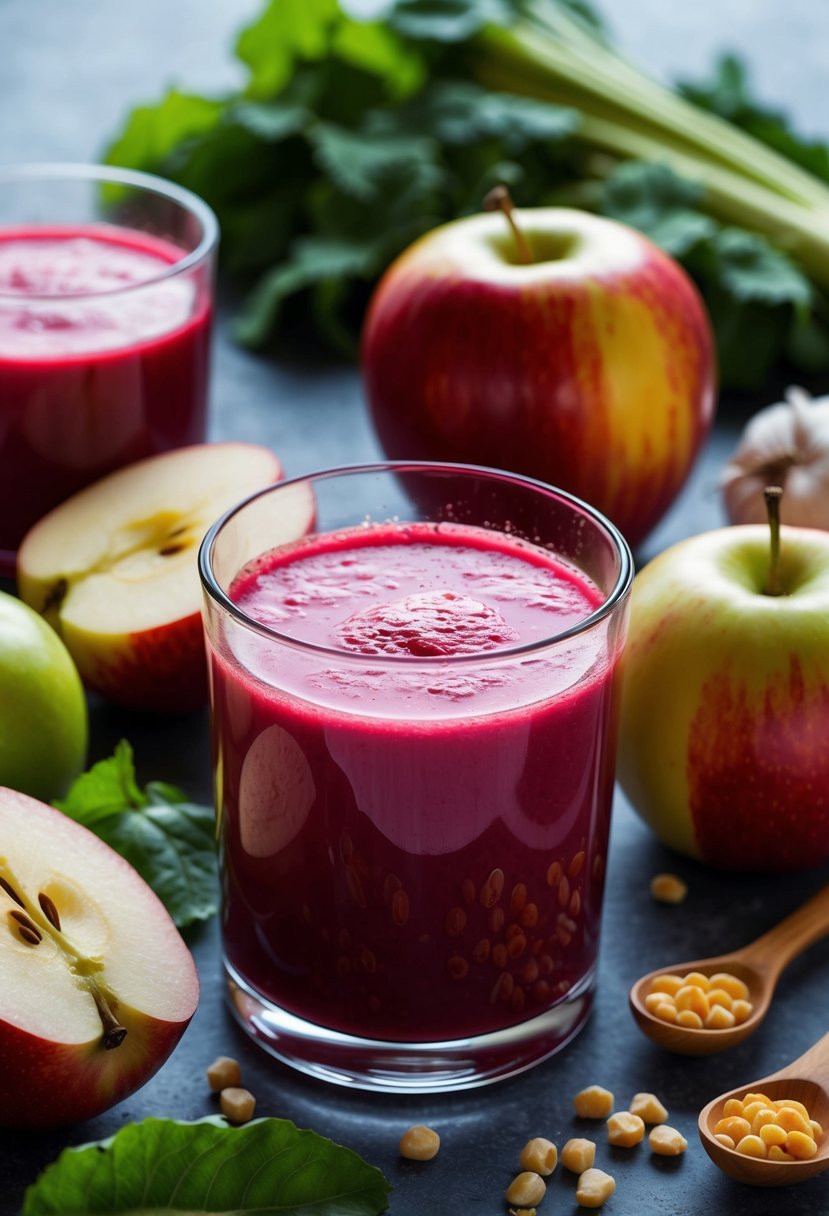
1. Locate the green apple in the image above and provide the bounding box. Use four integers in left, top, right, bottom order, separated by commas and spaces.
617, 508, 829, 871
0, 591, 87, 801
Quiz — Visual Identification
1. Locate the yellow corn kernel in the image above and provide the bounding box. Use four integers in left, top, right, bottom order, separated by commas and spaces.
649, 974, 684, 997
774, 1098, 809, 1119
648, 1125, 688, 1156
629, 1093, 668, 1124
743, 1092, 772, 1106
607, 1111, 645, 1148
705, 1006, 736, 1030
786, 1131, 818, 1160
715, 1134, 736, 1150
219, 1087, 256, 1125
731, 1000, 753, 1024
650, 873, 688, 904
560, 1138, 596, 1173
675, 986, 709, 1019
655, 1002, 678, 1023
519, 1137, 558, 1176
735, 1134, 767, 1158
714, 1116, 752, 1141
774, 1108, 811, 1137
683, 971, 711, 992
751, 1108, 779, 1135
574, 1086, 614, 1119
768, 1145, 791, 1162
706, 988, 734, 1011
644, 991, 670, 1014
759, 1124, 787, 1148
575, 1168, 616, 1209
741, 1101, 768, 1124
676, 1009, 703, 1029
809, 1119, 823, 1140
399, 1125, 441, 1161
722, 1098, 745, 1118
709, 973, 749, 1001
504, 1172, 546, 1207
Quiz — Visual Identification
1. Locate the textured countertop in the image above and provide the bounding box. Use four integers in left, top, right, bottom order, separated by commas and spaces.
3, 3, 829, 1214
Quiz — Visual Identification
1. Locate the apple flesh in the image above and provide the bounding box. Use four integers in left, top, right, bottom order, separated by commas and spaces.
617, 524, 829, 870
362, 207, 716, 549
0, 786, 199, 1127
17, 442, 309, 713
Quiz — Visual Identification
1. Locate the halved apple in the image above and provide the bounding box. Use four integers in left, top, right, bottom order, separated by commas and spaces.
17, 443, 300, 712
0, 786, 199, 1128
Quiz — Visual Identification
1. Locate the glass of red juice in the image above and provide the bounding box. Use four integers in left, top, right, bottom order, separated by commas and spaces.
0, 163, 218, 575
200, 463, 632, 1091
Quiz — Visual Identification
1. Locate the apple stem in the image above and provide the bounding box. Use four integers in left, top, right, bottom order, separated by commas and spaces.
483, 185, 533, 265
88, 980, 128, 1050
764, 485, 784, 596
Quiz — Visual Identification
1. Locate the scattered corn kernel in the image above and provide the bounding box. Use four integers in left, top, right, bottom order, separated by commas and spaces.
561, 1138, 596, 1173
785, 1131, 818, 1160
219, 1087, 256, 1124
399, 1125, 440, 1161
206, 1055, 241, 1092
647, 969, 753, 1029
505, 1171, 546, 1207
607, 1111, 645, 1148
648, 1125, 688, 1157
630, 1092, 668, 1124
520, 1137, 558, 1176
574, 1085, 615, 1118
735, 1134, 767, 1158
575, 1167, 616, 1208
715, 1134, 735, 1150
650, 873, 688, 904
508, 1209, 537, 1216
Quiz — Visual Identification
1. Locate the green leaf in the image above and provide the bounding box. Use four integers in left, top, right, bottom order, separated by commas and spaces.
387, 0, 516, 42
332, 18, 426, 100
22, 1117, 392, 1216
103, 90, 224, 173
600, 161, 717, 257
711, 227, 812, 310
310, 121, 440, 201
54, 743, 216, 928
235, 0, 341, 98
393, 80, 579, 152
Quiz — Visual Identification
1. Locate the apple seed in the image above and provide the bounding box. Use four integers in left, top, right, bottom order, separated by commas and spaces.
37, 890, 61, 930
8, 909, 42, 945
0, 875, 24, 907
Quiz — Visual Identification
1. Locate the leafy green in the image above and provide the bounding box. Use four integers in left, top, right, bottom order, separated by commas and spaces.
54, 741, 216, 929
22, 1117, 391, 1216
104, 0, 829, 390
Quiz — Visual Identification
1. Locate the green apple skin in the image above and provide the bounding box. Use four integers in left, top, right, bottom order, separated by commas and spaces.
617, 525, 829, 871
0, 591, 88, 801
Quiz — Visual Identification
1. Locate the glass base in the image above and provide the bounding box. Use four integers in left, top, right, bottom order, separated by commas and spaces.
224, 958, 595, 1093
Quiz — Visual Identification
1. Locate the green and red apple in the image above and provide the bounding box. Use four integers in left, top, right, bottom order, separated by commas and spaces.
617, 515, 829, 870
17, 442, 297, 713
0, 786, 198, 1127
362, 202, 716, 549
0, 590, 87, 801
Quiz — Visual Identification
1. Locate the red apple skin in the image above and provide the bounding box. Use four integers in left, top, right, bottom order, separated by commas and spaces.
362, 208, 716, 549
617, 525, 829, 871
0, 1002, 193, 1129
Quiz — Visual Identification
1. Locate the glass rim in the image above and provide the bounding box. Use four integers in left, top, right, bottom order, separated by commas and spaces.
0, 161, 219, 301
199, 460, 634, 666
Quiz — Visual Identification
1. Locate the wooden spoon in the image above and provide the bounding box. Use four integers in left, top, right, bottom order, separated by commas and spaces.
698, 1033, 829, 1185
629, 883, 829, 1055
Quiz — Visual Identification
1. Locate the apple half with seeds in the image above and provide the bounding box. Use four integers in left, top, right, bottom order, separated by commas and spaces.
0, 786, 199, 1128
17, 443, 293, 712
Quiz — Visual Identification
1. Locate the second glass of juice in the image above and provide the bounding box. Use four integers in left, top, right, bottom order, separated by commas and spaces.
0, 163, 218, 574
200, 463, 632, 1091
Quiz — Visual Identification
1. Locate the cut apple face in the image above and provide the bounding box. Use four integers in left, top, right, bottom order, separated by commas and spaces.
0, 786, 199, 1128
17, 442, 311, 712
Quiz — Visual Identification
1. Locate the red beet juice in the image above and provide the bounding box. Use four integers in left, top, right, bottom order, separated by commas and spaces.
0, 225, 212, 563
209, 519, 624, 1049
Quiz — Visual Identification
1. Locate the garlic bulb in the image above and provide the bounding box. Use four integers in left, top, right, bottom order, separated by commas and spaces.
721, 386, 829, 528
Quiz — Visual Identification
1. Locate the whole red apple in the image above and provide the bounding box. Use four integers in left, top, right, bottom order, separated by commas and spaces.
362, 203, 716, 548
0, 786, 199, 1127
617, 502, 829, 870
